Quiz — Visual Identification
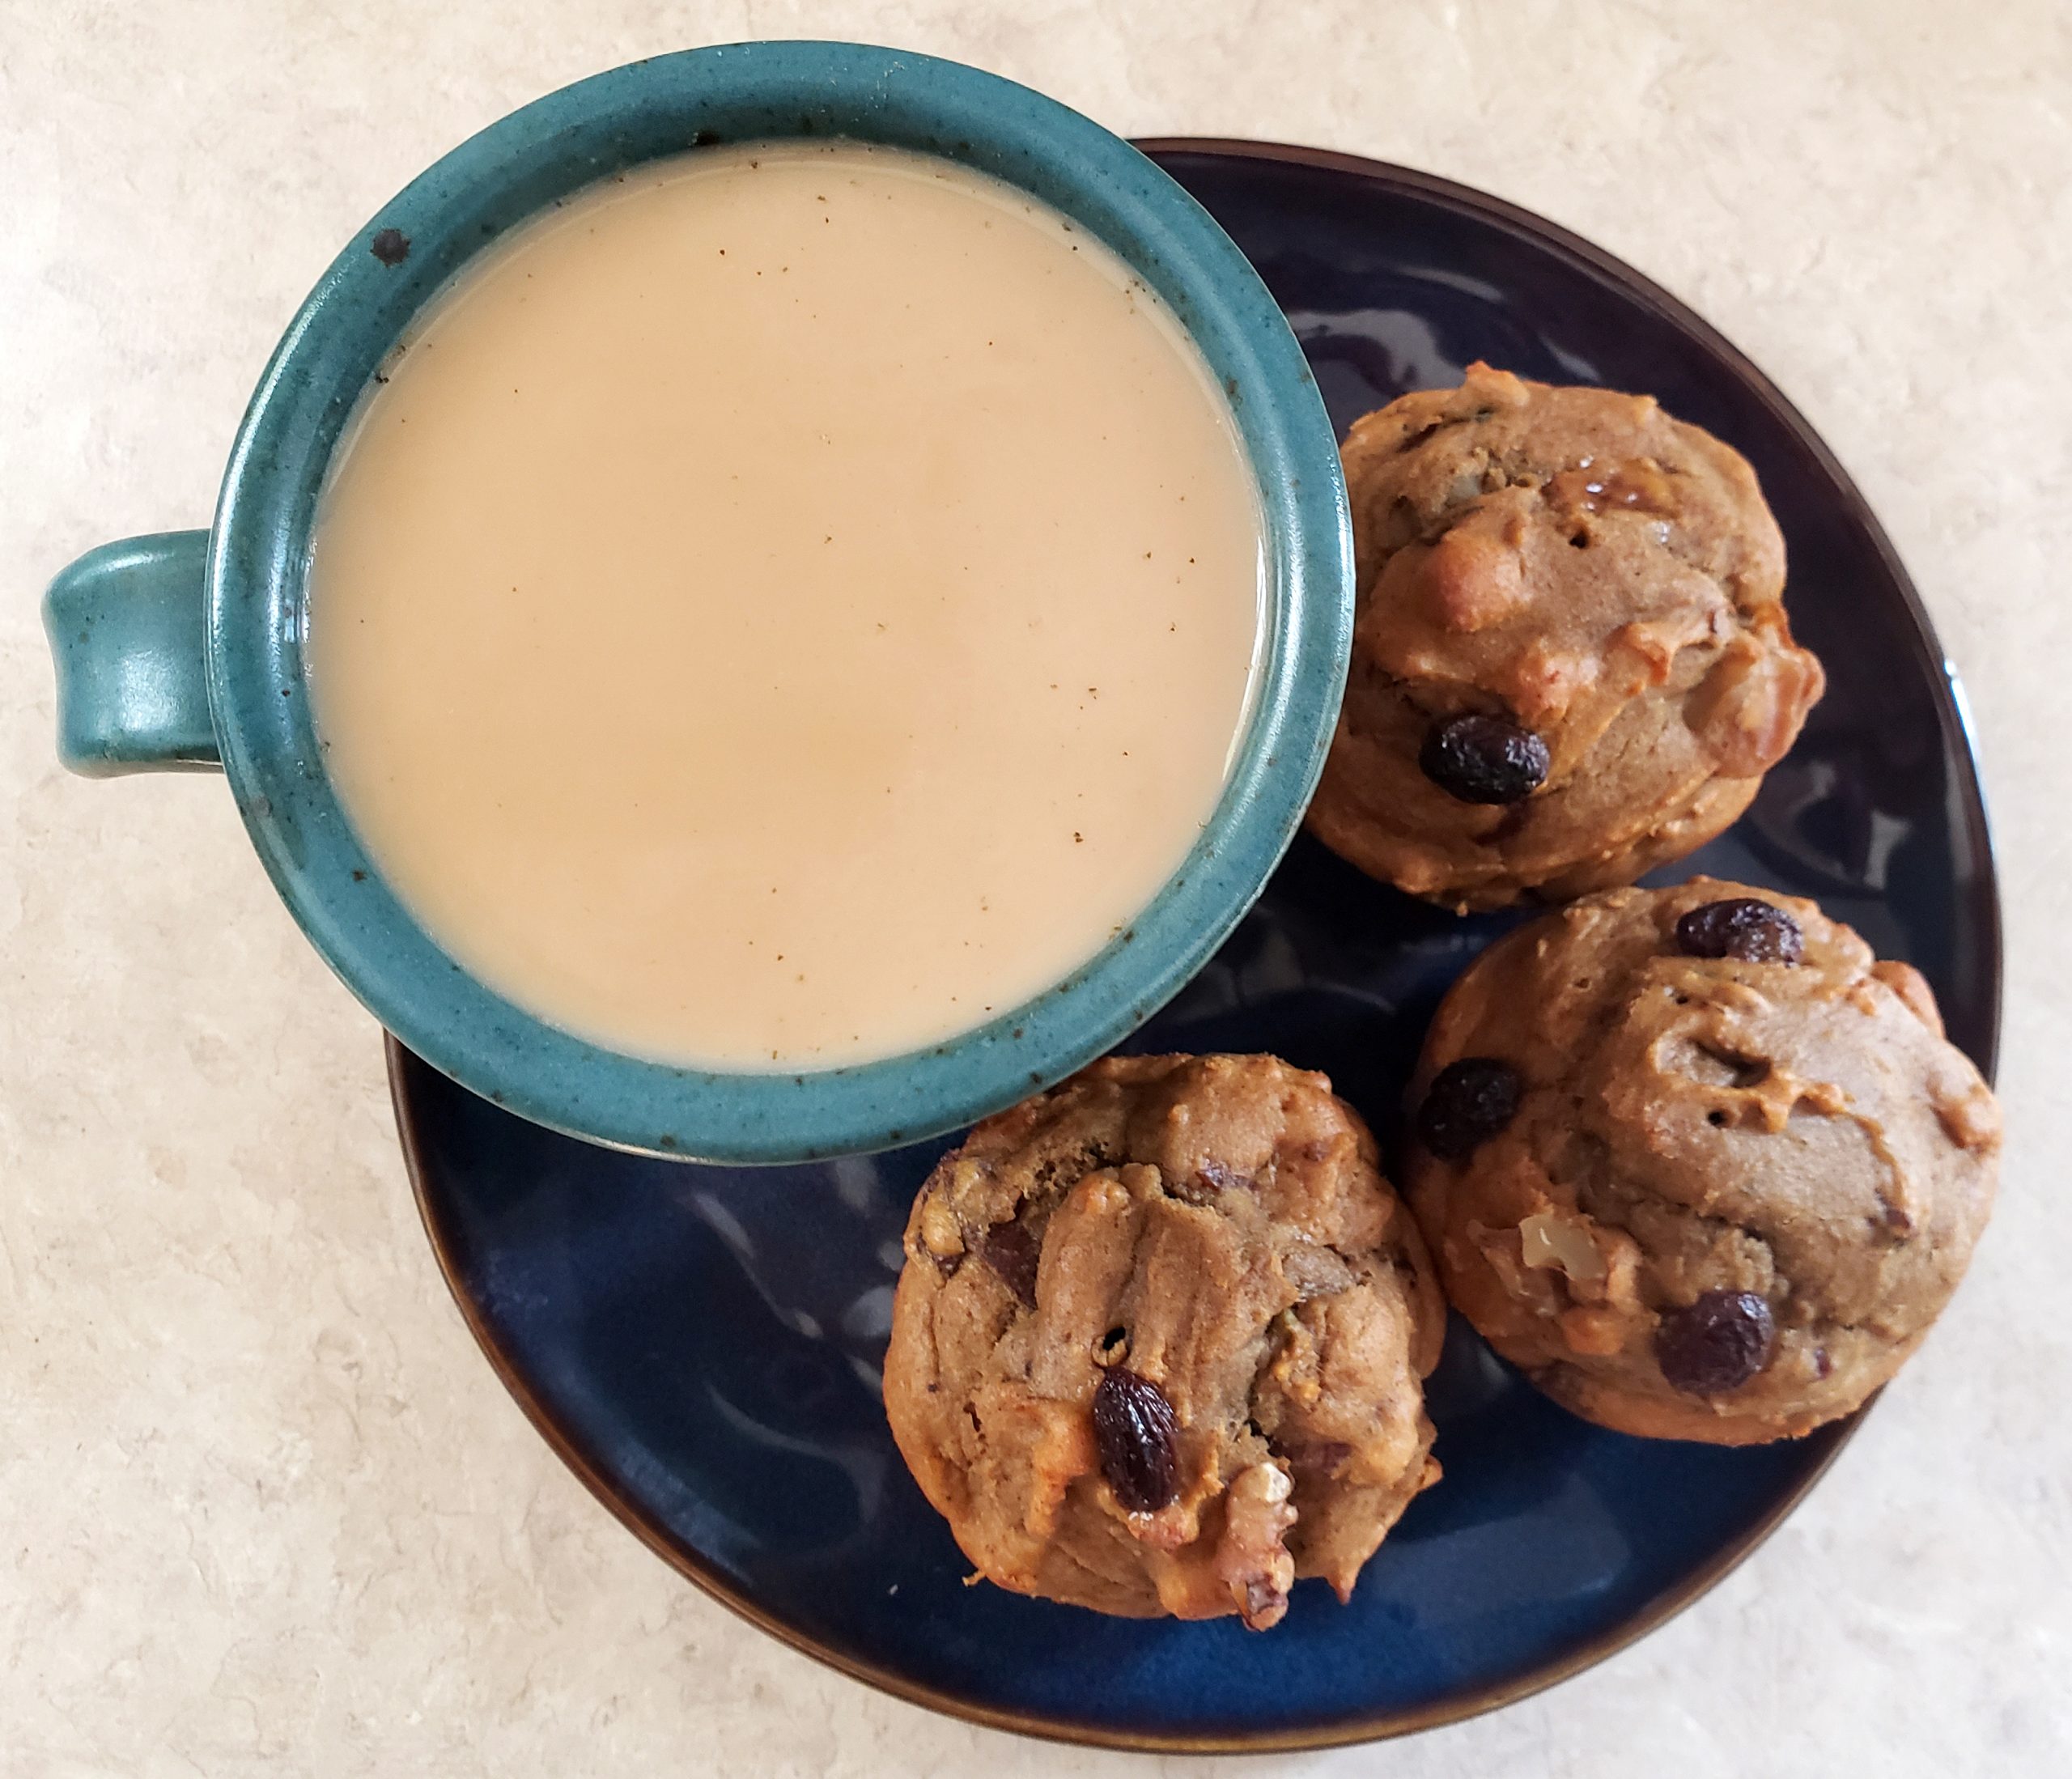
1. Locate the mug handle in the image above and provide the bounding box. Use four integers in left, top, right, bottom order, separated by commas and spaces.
43, 530, 222, 775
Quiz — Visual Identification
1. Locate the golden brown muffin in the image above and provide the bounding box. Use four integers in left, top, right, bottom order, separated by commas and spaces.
1307, 363, 1824, 911
883, 1054, 1443, 1628
1402, 879, 2000, 1443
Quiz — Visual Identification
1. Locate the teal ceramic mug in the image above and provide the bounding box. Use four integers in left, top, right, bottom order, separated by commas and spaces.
42, 41, 1351, 1163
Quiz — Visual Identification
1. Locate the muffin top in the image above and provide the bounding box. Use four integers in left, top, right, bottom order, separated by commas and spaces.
1307, 363, 1824, 910
1402, 878, 2000, 1443
882, 1053, 1443, 1628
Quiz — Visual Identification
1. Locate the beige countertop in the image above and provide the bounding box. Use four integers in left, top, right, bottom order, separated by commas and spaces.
4, 2, 2066, 1773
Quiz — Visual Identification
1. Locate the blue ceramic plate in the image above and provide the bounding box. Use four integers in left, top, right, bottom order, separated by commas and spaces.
391, 142, 2000, 1751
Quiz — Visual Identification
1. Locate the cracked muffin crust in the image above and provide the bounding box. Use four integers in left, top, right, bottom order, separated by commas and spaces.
882, 1053, 1444, 1628
1306, 363, 1825, 911
1403, 878, 2000, 1444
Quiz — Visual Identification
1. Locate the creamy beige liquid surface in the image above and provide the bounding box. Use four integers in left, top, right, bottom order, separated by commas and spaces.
307, 142, 1263, 1068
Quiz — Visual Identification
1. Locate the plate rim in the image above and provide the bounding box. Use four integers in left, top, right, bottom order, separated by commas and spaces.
390, 137, 2003, 1753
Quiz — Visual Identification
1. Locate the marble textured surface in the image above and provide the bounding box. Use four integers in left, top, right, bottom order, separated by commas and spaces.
3, 2, 2067, 1772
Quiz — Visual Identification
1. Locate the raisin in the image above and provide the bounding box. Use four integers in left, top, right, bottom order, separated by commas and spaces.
1416, 1058, 1523, 1160
369, 227, 411, 267
1674, 898, 1803, 964
1091, 1368, 1180, 1513
1418, 713, 1550, 804
1193, 1158, 1256, 1197
1654, 1290, 1775, 1395
980, 1221, 1040, 1307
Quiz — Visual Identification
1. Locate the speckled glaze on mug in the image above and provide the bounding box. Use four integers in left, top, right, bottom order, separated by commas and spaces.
41, 45, 1352, 1162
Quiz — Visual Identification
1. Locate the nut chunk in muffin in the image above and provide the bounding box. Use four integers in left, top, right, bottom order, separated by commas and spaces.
1307, 363, 1824, 911
883, 1053, 1444, 1628
1402, 878, 2000, 1444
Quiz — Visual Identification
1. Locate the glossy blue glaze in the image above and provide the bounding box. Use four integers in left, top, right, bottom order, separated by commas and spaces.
395, 143, 2000, 1751
49, 45, 1351, 1163
43, 531, 219, 774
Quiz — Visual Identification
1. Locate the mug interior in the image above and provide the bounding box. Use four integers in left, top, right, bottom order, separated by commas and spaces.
207, 41, 1351, 1162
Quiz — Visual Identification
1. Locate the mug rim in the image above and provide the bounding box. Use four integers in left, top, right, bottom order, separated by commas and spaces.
206, 40, 1352, 1163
